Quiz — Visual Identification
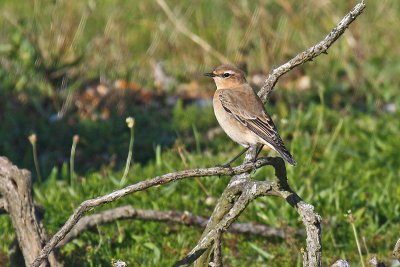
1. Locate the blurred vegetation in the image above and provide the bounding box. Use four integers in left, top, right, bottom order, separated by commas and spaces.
0, 0, 399, 266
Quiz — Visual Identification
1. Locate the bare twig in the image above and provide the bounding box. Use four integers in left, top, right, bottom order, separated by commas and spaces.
258, 0, 366, 102
185, 158, 314, 267
156, 0, 231, 63
58, 205, 299, 247
193, 148, 258, 266
190, 158, 321, 267
30, 157, 273, 267
176, 180, 274, 266
269, 158, 322, 267
191, 1, 365, 266
29, 1, 366, 266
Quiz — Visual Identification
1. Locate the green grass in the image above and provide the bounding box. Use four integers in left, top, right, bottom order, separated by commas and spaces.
1, 102, 399, 266
0, 0, 400, 266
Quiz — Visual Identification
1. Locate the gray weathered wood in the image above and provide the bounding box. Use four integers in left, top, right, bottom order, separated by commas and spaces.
29, 1, 367, 266
0, 157, 60, 267
57, 205, 298, 247
30, 157, 273, 267
393, 239, 400, 261
192, 1, 365, 266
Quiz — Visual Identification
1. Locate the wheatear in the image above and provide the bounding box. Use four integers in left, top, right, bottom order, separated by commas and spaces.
205, 64, 296, 166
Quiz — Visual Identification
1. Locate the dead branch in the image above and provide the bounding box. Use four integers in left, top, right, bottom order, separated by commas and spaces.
268, 158, 322, 267
29, 1, 366, 266
192, 149, 258, 266
178, 158, 321, 267
394, 238, 400, 261
0, 157, 60, 267
258, 0, 366, 102
176, 179, 274, 266
30, 157, 273, 267
58, 205, 299, 247
192, 1, 365, 266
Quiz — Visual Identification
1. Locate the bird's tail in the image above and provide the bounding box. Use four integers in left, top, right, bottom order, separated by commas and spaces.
276, 147, 297, 166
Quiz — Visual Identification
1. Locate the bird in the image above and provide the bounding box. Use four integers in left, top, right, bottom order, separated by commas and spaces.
204, 64, 296, 166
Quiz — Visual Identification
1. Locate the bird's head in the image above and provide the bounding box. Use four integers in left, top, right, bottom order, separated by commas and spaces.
204, 64, 247, 89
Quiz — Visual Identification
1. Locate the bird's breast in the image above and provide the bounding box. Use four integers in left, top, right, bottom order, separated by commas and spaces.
213, 91, 259, 146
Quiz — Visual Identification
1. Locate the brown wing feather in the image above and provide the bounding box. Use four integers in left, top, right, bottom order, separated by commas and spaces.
219, 88, 296, 165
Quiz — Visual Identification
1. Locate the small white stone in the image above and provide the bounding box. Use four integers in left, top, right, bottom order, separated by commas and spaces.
331, 259, 350, 267
113, 259, 127, 267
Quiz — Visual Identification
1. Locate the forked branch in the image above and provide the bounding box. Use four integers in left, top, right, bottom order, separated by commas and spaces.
258, 0, 365, 102
179, 158, 322, 267
30, 157, 273, 267
30, 1, 366, 266
175, 179, 275, 266
0, 157, 60, 267
191, 1, 365, 266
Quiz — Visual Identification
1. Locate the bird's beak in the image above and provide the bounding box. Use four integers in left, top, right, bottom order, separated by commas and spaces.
204, 72, 216, 77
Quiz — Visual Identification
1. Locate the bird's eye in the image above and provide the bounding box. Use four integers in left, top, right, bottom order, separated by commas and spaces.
223, 72, 231, 78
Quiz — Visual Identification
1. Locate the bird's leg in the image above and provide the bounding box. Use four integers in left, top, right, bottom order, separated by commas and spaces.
221, 146, 250, 168
249, 145, 264, 174
253, 145, 264, 163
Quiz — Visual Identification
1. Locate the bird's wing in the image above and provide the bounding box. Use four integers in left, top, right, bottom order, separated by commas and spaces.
218, 88, 296, 165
